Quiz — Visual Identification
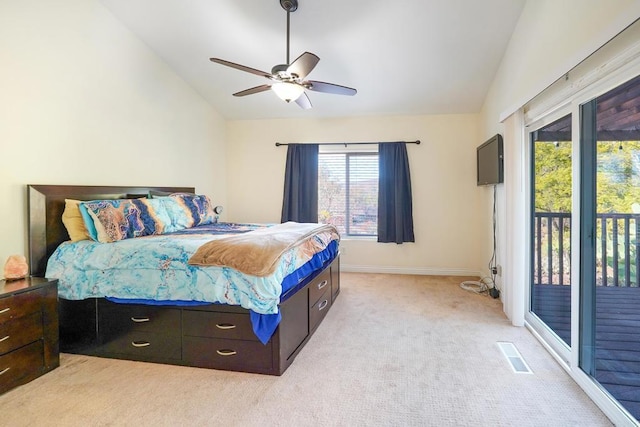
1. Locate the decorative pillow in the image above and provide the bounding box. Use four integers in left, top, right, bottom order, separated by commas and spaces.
81, 198, 172, 243
78, 203, 99, 241
61, 199, 91, 241
160, 194, 216, 231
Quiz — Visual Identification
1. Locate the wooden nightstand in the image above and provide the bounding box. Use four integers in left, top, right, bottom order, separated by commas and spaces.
0, 277, 59, 394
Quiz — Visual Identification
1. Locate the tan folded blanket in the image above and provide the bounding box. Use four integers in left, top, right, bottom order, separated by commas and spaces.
188, 222, 338, 277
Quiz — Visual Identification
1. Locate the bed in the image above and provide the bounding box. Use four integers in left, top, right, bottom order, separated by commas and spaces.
27, 184, 340, 375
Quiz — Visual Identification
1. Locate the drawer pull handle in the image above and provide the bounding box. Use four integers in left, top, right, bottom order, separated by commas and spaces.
131, 341, 151, 348
216, 349, 237, 356
131, 317, 150, 323
0, 367, 9, 376
0, 308, 9, 315
215, 323, 236, 330
317, 280, 328, 290
0, 335, 9, 343
318, 300, 329, 311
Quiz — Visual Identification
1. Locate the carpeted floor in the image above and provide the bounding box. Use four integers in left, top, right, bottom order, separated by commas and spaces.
0, 273, 612, 426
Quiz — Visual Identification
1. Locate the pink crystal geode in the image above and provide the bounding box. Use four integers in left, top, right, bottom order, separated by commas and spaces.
4, 255, 28, 280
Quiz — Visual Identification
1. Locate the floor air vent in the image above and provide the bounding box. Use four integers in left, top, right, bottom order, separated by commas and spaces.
497, 342, 532, 374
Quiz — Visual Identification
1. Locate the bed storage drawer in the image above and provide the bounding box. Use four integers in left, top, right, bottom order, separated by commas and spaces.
97, 302, 181, 360
0, 312, 43, 355
98, 301, 181, 333
183, 337, 273, 372
183, 311, 255, 341
0, 340, 44, 394
99, 331, 182, 360
308, 268, 331, 308
309, 288, 331, 332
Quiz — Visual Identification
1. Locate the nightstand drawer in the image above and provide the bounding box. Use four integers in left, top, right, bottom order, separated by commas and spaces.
0, 277, 58, 394
183, 310, 256, 341
0, 311, 43, 355
0, 340, 44, 394
0, 289, 42, 325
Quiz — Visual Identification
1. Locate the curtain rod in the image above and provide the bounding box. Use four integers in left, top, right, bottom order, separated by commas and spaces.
275, 140, 420, 147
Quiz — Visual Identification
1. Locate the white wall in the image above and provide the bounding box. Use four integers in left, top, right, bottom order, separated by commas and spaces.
0, 0, 228, 279
484, 0, 640, 132
227, 114, 482, 275
480, 0, 640, 321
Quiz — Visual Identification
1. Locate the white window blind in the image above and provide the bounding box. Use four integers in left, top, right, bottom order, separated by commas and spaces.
318, 152, 378, 236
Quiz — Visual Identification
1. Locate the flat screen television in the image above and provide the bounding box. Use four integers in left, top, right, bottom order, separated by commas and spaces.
477, 134, 504, 186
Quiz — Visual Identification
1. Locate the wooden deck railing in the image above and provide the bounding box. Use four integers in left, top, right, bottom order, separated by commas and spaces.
534, 212, 640, 287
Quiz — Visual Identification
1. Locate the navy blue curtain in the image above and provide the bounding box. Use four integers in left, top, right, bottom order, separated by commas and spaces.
378, 142, 415, 243
281, 144, 319, 223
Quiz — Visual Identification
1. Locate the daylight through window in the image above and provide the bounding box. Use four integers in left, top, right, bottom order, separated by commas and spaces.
318, 152, 378, 236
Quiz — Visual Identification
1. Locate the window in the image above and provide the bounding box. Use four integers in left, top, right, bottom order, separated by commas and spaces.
318, 151, 378, 236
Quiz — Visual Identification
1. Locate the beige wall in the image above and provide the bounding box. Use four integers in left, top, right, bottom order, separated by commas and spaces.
0, 0, 227, 278
227, 114, 482, 275
480, 0, 640, 317
4, 0, 638, 283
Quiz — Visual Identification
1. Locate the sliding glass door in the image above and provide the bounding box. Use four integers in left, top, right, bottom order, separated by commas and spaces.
580, 74, 640, 420
530, 114, 573, 348
529, 72, 640, 420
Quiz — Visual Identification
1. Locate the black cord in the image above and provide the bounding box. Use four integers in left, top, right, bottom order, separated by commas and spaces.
487, 185, 500, 297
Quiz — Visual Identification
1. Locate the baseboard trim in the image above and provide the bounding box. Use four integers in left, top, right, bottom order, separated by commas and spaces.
341, 264, 481, 277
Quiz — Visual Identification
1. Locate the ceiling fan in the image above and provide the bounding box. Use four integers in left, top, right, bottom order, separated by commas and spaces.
209, 0, 357, 109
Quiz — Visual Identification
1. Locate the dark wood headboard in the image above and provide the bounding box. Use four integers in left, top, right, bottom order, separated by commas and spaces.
27, 185, 195, 277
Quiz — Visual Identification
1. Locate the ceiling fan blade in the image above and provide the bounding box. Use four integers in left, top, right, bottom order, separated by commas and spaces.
209, 57, 272, 79
294, 92, 312, 110
306, 80, 357, 96
233, 85, 272, 97
287, 52, 320, 80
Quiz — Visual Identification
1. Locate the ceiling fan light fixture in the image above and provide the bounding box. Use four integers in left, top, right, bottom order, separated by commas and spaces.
209, 0, 356, 108
272, 82, 304, 102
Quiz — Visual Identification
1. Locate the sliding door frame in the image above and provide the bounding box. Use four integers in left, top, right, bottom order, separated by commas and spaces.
578, 99, 597, 376
521, 57, 640, 425
525, 105, 574, 365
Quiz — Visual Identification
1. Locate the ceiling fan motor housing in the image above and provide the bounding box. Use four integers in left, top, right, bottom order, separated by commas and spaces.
271, 64, 293, 79
280, 0, 298, 12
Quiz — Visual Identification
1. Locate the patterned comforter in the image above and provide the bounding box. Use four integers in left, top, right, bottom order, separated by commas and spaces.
45, 222, 339, 316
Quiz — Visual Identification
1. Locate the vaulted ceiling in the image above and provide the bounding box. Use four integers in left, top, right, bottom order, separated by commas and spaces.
99, 0, 526, 120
